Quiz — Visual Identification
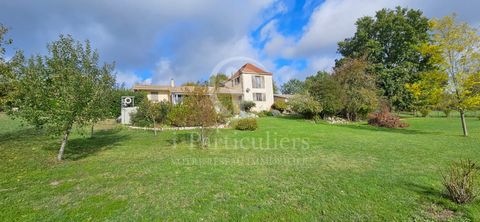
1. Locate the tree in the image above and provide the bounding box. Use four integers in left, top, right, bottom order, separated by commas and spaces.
9, 35, 115, 160
0, 24, 14, 109
281, 79, 305, 95
337, 7, 431, 110
139, 100, 170, 135
414, 15, 480, 136
288, 93, 322, 119
306, 71, 343, 117
182, 87, 217, 148
333, 58, 379, 121
272, 79, 279, 94
84, 48, 116, 136
209, 73, 228, 88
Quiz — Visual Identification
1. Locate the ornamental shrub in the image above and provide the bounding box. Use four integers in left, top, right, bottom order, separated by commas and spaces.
233, 118, 258, 131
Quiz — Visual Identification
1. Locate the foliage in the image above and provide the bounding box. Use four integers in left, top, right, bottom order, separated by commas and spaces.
134, 100, 170, 135
271, 100, 287, 112
288, 94, 322, 119
7, 35, 115, 160
337, 7, 431, 110
240, 101, 256, 112
443, 159, 480, 204
256, 111, 272, 117
217, 94, 235, 115
333, 58, 379, 121
232, 118, 258, 131
186, 87, 218, 147
306, 71, 343, 117
109, 86, 146, 118
167, 103, 190, 127
0, 24, 14, 110
280, 79, 306, 95
272, 79, 279, 94
85, 60, 116, 136
168, 87, 217, 147
209, 73, 228, 88
414, 15, 480, 136
368, 104, 409, 128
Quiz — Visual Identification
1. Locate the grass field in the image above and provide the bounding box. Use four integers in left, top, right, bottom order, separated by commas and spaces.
1, 113, 480, 221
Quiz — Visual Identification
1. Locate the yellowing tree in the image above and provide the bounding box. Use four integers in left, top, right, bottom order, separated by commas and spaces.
419, 15, 480, 136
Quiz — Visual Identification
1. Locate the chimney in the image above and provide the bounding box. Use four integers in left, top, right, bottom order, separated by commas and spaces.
170, 78, 175, 87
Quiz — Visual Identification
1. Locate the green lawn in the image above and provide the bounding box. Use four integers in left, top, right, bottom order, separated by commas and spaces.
1, 113, 480, 221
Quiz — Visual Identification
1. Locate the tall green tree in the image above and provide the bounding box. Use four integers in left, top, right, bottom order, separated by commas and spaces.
306, 71, 343, 117
337, 7, 431, 110
85, 57, 116, 136
333, 58, 379, 121
280, 79, 305, 95
0, 24, 14, 109
413, 15, 480, 136
9, 35, 116, 160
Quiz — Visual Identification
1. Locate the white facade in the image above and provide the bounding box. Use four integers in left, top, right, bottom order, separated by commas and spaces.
238, 74, 274, 112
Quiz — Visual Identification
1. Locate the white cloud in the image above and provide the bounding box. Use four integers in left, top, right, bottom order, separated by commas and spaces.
115, 71, 150, 87
0, 0, 280, 84
262, 0, 480, 82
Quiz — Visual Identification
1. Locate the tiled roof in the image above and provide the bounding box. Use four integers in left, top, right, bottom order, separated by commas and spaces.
227, 63, 272, 81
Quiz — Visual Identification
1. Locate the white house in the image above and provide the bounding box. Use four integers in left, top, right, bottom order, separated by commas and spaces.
133, 63, 275, 112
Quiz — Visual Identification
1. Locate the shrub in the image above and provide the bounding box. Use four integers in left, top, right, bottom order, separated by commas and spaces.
420, 108, 430, 117
131, 101, 170, 129
167, 104, 190, 127
288, 94, 322, 119
368, 106, 409, 128
271, 100, 288, 112
443, 159, 480, 204
257, 110, 272, 117
271, 109, 281, 116
233, 118, 258, 131
218, 94, 235, 115
240, 101, 256, 112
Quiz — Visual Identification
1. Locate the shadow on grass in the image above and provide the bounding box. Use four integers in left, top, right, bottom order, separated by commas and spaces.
332, 123, 438, 135
0, 128, 44, 143
41, 129, 129, 161
166, 131, 197, 146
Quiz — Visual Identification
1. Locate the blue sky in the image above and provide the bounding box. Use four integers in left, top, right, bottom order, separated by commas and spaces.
1, 0, 479, 86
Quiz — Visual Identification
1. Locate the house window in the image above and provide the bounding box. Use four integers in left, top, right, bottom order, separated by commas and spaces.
253, 93, 266, 101
234, 77, 240, 85
252, 76, 264, 88
150, 92, 158, 101
173, 94, 183, 104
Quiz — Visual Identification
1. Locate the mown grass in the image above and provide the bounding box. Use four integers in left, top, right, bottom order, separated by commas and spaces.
1, 113, 479, 221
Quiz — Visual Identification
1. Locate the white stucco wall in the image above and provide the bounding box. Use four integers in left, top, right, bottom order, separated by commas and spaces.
240, 74, 274, 112
146, 91, 170, 102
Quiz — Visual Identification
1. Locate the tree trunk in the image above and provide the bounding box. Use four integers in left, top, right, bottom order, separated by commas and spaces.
460, 110, 468, 137
153, 119, 157, 136
57, 126, 72, 161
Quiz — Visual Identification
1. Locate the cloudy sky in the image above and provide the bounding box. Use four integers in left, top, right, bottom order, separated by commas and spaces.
1, 0, 479, 86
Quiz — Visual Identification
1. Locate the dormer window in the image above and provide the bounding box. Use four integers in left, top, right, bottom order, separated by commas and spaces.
252, 76, 264, 88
